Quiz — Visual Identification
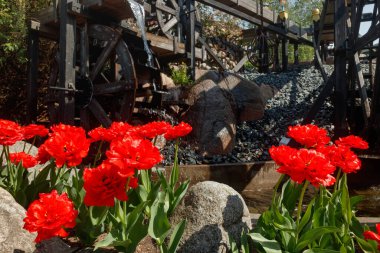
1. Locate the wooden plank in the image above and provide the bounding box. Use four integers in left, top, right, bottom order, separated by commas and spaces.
59, 0, 76, 125
88, 98, 112, 127
198, 37, 227, 70
313, 35, 328, 83
347, 14, 371, 124
93, 81, 135, 95
334, 0, 349, 137
317, 0, 328, 48
233, 55, 248, 73
186, 0, 196, 81
354, 23, 380, 52
281, 38, 288, 71
353, 53, 371, 122
197, 0, 305, 43
26, 28, 39, 123
370, 43, 380, 130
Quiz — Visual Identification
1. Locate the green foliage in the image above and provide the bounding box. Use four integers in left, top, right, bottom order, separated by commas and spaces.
170, 63, 193, 86
242, 174, 379, 253
0, 0, 50, 66
288, 44, 315, 64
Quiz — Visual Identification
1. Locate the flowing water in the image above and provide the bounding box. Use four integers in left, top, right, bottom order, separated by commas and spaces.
127, 0, 154, 67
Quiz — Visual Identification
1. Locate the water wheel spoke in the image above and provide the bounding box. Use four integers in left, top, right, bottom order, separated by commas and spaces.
93, 81, 134, 95
161, 17, 178, 33
168, 0, 178, 10
118, 91, 136, 122
90, 36, 121, 82
87, 98, 112, 127
156, 3, 177, 16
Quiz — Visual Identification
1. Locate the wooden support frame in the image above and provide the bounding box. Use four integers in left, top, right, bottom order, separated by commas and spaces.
26, 22, 40, 124
58, 0, 77, 125
281, 37, 288, 71
198, 37, 227, 70
186, 0, 196, 81
294, 43, 299, 65
333, 0, 349, 137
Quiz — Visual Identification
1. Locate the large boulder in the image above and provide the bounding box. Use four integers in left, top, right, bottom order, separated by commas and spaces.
183, 79, 236, 156
0, 187, 36, 252
171, 181, 252, 253
259, 84, 279, 104
218, 73, 265, 122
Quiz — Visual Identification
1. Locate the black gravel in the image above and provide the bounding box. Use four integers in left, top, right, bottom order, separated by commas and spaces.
161, 64, 336, 165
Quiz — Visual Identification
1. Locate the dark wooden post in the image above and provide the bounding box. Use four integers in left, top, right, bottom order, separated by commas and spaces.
26, 21, 40, 124
186, 0, 196, 81
258, 29, 269, 73
59, 0, 77, 125
334, 0, 348, 137
273, 39, 280, 72
313, 19, 320, 68
294, 43, 299, 65
281, 37, 288, 71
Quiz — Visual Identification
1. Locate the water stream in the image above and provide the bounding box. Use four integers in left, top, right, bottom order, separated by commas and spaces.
127, 0, 154, 67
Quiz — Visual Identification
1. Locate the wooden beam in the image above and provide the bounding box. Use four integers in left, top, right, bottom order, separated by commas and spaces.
354, 23, 380, 52
197, 0, 309, 44
26, 27, 39, 123
313, 36, 328, 83
294, 43, 299, 65
317, 0, 328, 49
334, 0, 349, 137
281, 37, 288, 71
233, 55, 248, 73
198, 37, 227, 71
370, 43, 380, 133
59, 0, 76, 125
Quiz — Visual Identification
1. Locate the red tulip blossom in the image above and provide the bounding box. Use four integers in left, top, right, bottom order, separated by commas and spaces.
0, 119, 24, 146
107, 122, 135, 140
23, 124, 49, 140
9, 152, 38, 169
23, 190, 78, 243
135, 121, 172, 139
287, 124, 330, 148
37, 124, 90, 167
88, 126, 113, 142
106, 136, 162, 177
363, 224, 380, 250
83, 163, 137, 206
269, 145, 298, 167
164, 122, 192, 140
334, 135, 369, 150
273, 148, 336, 187
317, 145, 361, 174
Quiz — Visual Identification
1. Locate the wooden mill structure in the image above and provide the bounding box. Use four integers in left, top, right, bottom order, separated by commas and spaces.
309, 0, 380, 148
26, 0, 312, 130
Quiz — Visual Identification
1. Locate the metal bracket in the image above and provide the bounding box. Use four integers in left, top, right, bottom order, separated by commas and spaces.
68, 0, 82, 14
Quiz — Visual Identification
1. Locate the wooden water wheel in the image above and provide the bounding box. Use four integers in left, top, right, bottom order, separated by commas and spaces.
46, 24, 137, 129
246, 30, 276, 68
150, 0, 201, 41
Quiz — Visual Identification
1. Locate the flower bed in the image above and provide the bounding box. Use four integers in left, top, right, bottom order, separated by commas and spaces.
0, 119, 379, 252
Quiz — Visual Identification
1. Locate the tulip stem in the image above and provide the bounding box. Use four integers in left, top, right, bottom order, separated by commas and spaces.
296, 180, 309, 241
93, 141, 104, 167
334, 168, 342, 192
272, 174, 285, 205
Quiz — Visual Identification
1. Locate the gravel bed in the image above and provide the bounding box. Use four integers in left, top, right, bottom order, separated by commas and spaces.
161, 64, 337, 165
